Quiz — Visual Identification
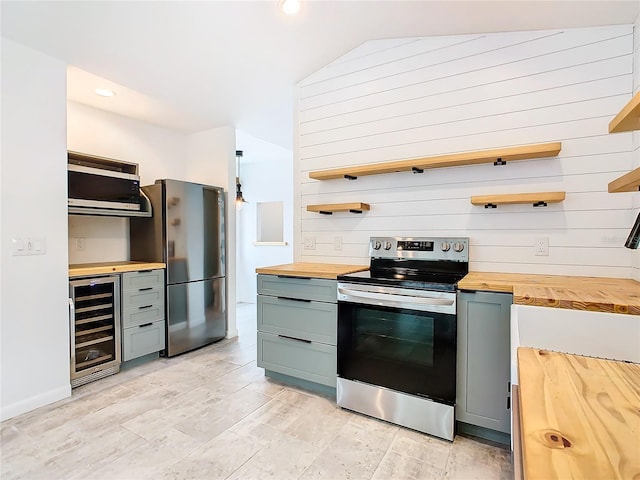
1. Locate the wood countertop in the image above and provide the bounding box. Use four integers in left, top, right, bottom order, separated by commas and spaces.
517, 347, 640, 479
256, 262, 368, 279
458, 272, 640, 316
69, 261, 166, 277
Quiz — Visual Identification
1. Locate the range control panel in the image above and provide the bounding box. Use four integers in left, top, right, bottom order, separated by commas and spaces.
369, 236, 469, 262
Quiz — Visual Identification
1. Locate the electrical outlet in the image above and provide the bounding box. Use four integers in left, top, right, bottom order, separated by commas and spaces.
334, 236, 342, 251
534, 236, 549, 256
303, 236, 316, 250
75, 237, 86, 251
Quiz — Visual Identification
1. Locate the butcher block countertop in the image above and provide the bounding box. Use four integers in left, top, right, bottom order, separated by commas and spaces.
517, 347, 640, 479
69, 261, 166, 277
458, 272, 640, 316
255, 262, 368, 280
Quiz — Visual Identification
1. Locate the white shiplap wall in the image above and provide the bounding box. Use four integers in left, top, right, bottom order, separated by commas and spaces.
294, 25, 638, 278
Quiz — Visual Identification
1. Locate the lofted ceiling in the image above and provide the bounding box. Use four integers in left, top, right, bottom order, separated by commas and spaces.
1, 0, 638, 150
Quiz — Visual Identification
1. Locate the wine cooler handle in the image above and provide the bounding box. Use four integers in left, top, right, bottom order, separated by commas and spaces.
68, 298, 75, 357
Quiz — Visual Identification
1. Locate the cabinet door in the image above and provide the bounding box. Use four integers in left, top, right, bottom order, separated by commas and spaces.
257, 332, 337, 388
257, 295, 337, 345
121, 269, 164, 291
122, 320, 165, 361
257, 275, 337, 303
456, 291, 512, 434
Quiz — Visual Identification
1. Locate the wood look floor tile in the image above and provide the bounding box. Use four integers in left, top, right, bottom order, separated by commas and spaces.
390, 427, 453, 470
227, 433, 320, 480
372, 450, 445, 480
153, 430, 262, 480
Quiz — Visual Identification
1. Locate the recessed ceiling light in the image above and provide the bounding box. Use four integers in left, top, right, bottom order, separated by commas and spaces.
94, 88, 116, 97
281, 0, 300, 15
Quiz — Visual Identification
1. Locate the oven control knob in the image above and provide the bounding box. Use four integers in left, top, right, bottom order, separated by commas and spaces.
453, 242, 465, 252
373, 241, 382, 250
440, 242, 451, 252
383, 241, 393, 250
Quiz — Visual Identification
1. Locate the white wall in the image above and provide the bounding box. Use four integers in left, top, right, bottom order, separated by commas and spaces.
236, 130, 294, 303
1, 39, 70, 420
67, 101, 188, 264
186, 126, 238, 338
295, 25, 637, 278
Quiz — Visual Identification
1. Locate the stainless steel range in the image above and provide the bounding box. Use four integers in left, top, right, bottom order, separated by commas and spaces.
336, 236, 469, 441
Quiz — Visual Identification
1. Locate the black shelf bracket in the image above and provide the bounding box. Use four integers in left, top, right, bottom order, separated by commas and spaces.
494, 157, 506, 166
349, 209, 363, 214
412, 167, 424, 174
344, 174, 357, 180
484, 203, 498, 209
533, 201, 548, 207
319, 211, 333, 215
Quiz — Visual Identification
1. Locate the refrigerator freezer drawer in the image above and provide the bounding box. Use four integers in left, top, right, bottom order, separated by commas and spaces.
166, 277, 226, 357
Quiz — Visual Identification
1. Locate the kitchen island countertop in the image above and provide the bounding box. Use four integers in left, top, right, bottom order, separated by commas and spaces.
69, 261, 166, 277
256, 262, 368, 280
458, 271, 640, 315
517, 347, 640, 479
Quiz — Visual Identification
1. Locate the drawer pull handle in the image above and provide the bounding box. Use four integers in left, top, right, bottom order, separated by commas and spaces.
139, 322, 153, 328
138, 270, 153, 273
139, 305, 153, 309
139, 287, 153, 291
276, 275, 311, 280
277, 296, 311, 303
278, 334, 311, 344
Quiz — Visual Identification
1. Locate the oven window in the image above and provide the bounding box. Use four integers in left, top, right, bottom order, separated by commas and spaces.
354, 308, 434, 368
338, 302, 456, 404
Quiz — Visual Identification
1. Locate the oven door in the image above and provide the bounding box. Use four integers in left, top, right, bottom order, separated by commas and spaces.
337, 284, 456, 405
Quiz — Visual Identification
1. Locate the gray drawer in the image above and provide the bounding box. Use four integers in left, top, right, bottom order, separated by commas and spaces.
257, 331, 336, 388
122, 286, 164, 310
122, 303, 164, 328
122, 269, 164, 291
257, 295, 336, 345
122, 319, 165, 361
257, 275, 337, 303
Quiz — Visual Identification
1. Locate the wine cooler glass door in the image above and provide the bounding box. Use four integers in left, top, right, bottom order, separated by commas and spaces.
69, 276, 121, 385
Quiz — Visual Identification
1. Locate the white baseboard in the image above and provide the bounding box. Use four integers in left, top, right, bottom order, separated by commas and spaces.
1, 384, 71, 422
226, 328, 239, 339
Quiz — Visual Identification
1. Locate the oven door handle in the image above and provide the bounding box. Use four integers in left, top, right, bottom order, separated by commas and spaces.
337, 287, 455, 307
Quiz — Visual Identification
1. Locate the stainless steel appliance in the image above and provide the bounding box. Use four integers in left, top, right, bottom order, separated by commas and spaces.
130, 179, 227, 357
337, 236, 469, 441
69, 275, 121, 387
67, 151, 142, 214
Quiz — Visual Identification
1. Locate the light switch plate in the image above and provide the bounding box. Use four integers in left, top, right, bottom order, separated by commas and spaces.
11, 237, 46, 255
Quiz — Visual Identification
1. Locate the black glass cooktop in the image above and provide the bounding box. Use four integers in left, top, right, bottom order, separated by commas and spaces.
337, 269, 466, 292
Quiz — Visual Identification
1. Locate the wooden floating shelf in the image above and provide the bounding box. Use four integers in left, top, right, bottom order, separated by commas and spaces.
308, 142, 562, 181
608, 91, 640, 133
306, 202, 370, 215
608, 167, 640, 193
471, 191, 566, 208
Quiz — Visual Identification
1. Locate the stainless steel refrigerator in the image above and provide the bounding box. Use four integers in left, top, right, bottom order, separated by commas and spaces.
130, 179, 226, 357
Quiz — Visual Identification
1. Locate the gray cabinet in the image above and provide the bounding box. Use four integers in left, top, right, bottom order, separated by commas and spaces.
121, 269, 165, 361
257, 274, 337, 388
456, 290, 512, 438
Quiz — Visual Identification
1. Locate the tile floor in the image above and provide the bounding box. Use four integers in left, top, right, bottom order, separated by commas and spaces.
1, 303, 513, 480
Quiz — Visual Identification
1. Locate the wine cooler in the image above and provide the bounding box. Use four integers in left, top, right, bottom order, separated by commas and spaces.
69, 275, 121, 387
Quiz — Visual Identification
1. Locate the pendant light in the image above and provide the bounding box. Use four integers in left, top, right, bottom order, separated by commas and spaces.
235, 150, 247, 210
